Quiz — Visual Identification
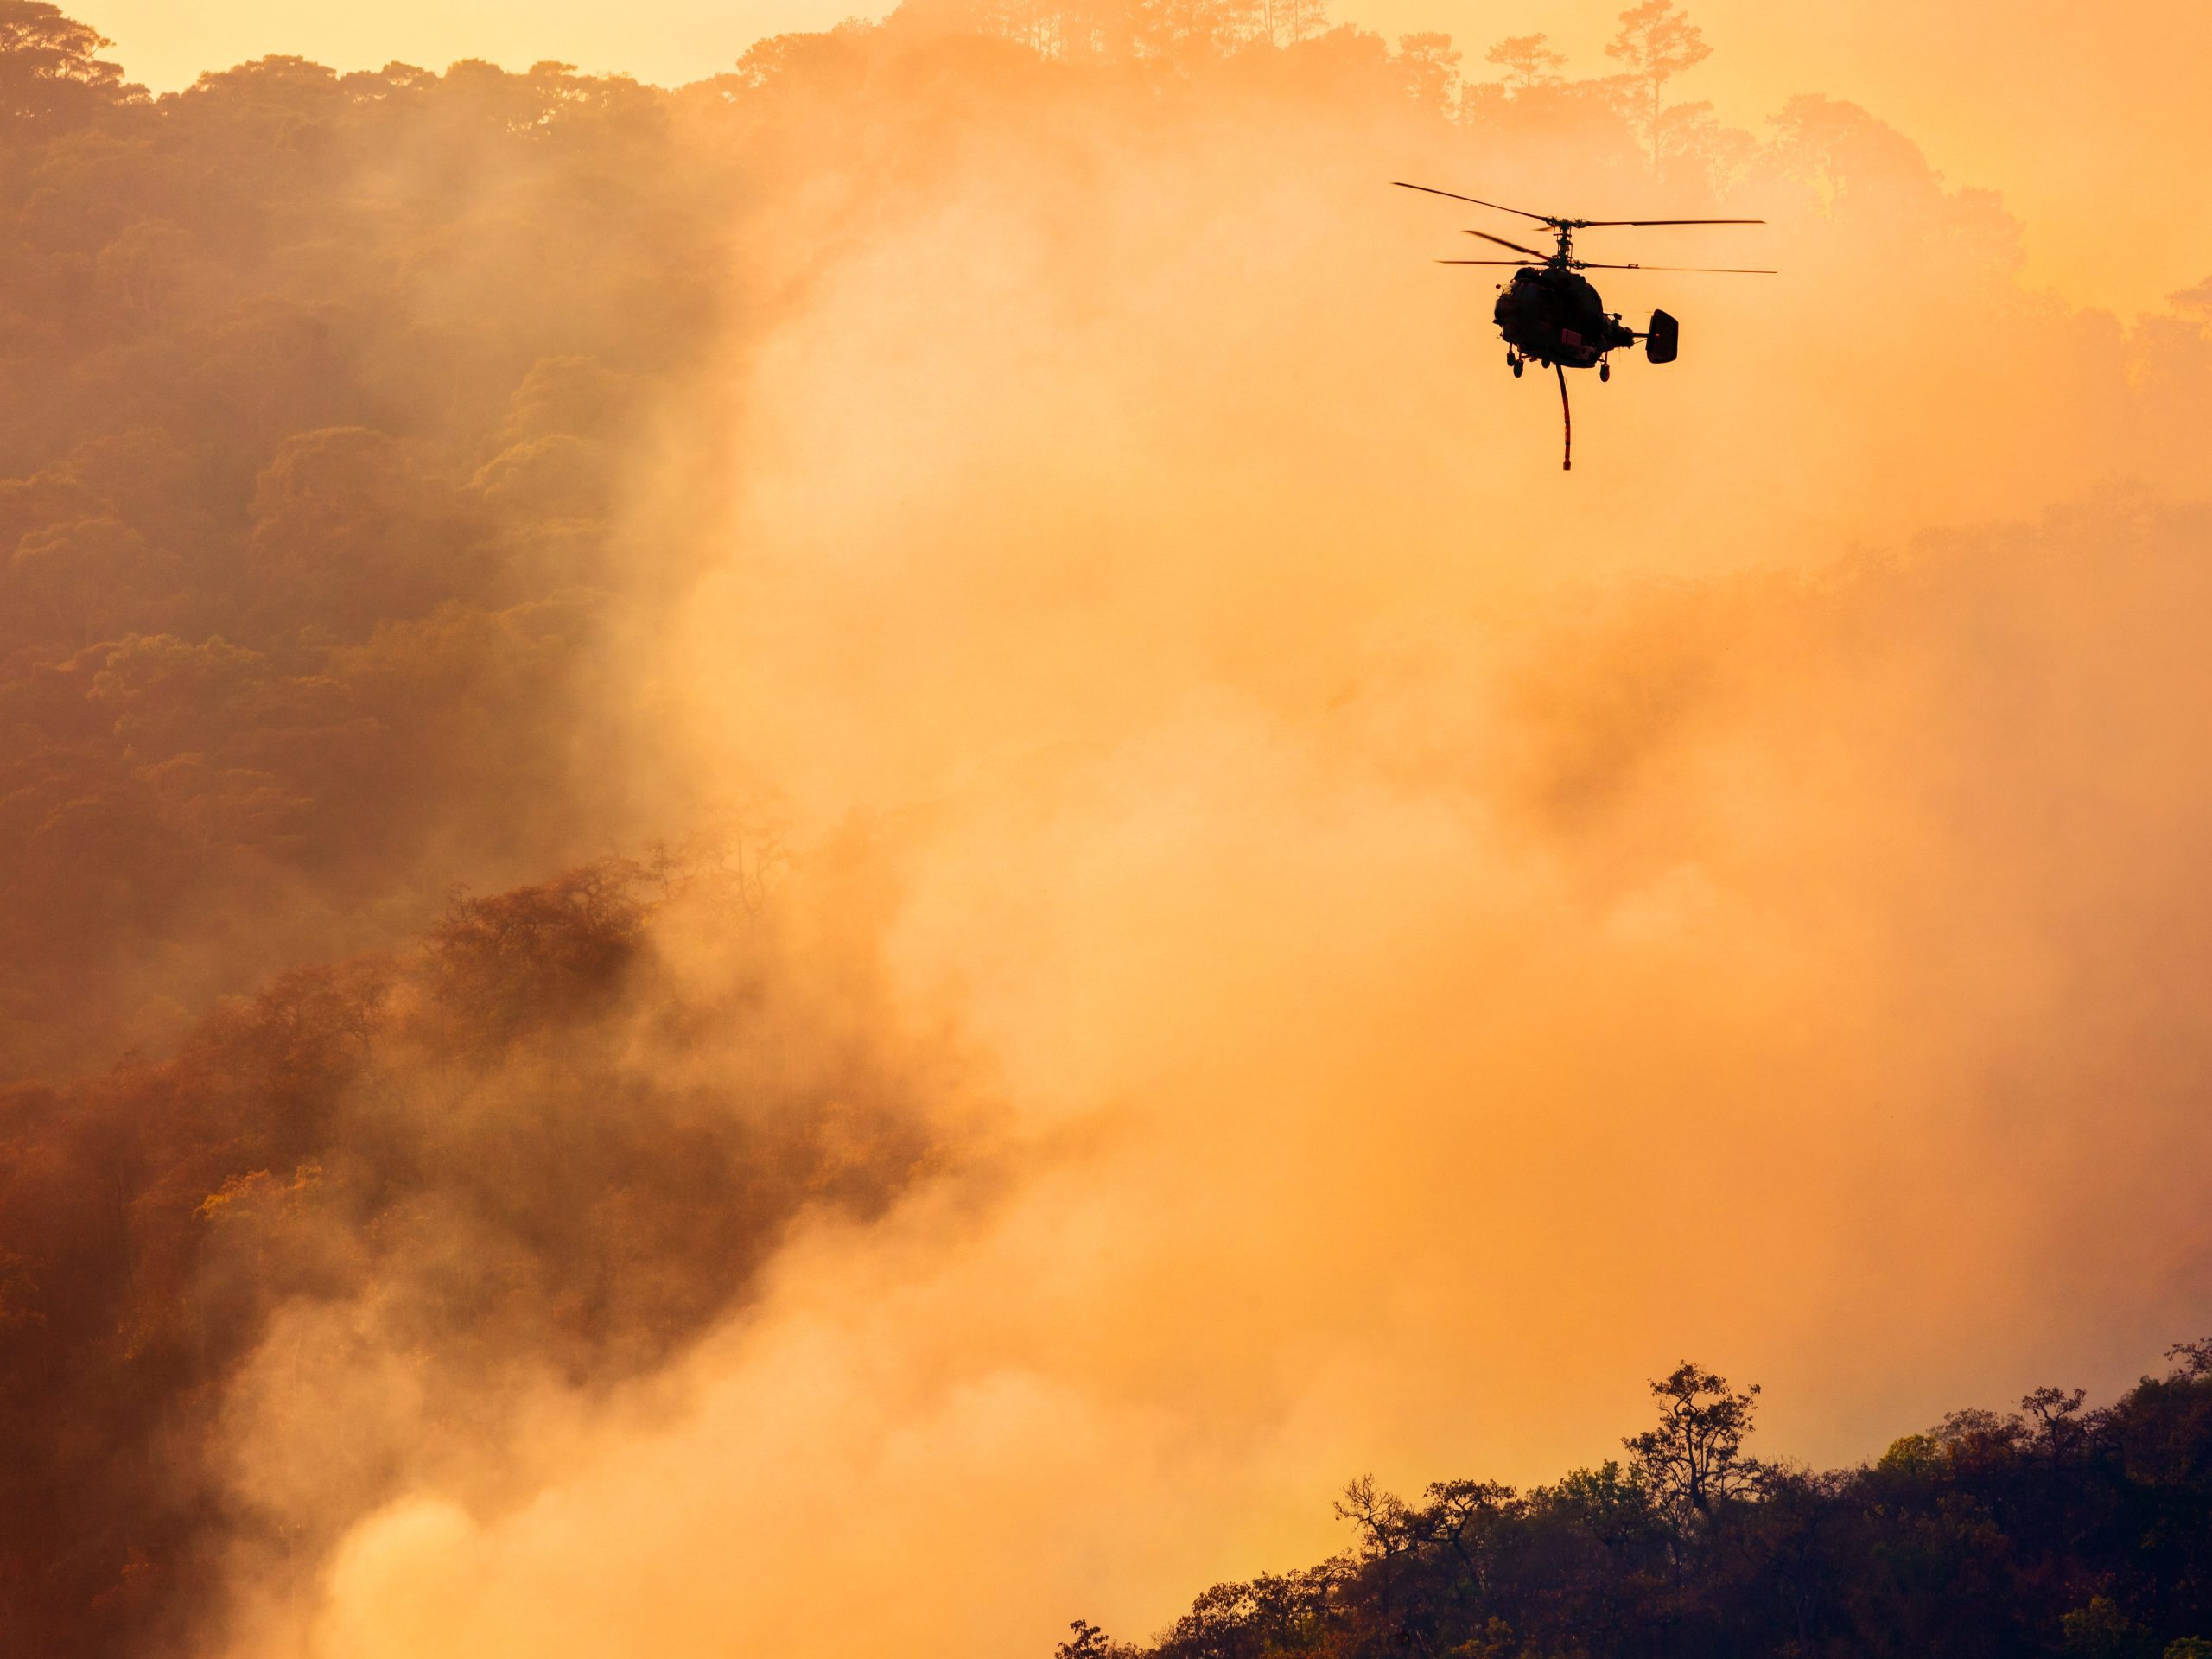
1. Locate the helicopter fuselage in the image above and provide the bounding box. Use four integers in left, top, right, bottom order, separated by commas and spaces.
1492, 265, 1634, 369
1395, 177, 1764, 466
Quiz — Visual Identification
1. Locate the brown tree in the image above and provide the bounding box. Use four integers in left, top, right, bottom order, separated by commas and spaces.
1622, 1361, 1764, 1516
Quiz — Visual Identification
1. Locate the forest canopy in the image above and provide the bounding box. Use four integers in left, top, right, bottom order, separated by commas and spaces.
1077, 1351, 2212, 1659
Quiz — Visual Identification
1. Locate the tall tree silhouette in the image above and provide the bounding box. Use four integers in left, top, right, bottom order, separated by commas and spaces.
1621, 1361, 1764, 1518
1605, 0, 1710, 170
1484, 32, 1566, 93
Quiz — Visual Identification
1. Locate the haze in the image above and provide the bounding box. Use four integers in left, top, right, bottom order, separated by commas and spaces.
0, 3, 2208, 1657
85, 0, 2212, 312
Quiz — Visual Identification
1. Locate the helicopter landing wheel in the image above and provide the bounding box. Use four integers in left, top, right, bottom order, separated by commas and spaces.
1511, 356, 1524, 378
1599, 359, 1611, 383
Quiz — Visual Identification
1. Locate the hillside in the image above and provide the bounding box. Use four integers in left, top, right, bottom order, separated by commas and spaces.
1089, 1357, 2212, 1659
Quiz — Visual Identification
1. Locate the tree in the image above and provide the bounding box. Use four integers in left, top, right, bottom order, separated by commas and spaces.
1335, 1473, 1416, 1557
1122, 1354, 2212, 1659
1544, 1459, 1659, 1548
1655, 99, 1752, 191
4, 516, 181, 649
2021, 1383, 2090, 1467
0, 1, 133, 125
1484, 33, 1565, 93
246, 428, 491, 629
1253, 0, 1325, 48
1623, 1361, 1764, 1516
1604, 0, 1709, 169
2168, 1337, 2212, 1378
1135, 0, 1262, 60
1395, 33, 1461, 117
2063, 1597, 2148, 1658
1057, 1619, 1137, 1659
1767, 93, 1939, 212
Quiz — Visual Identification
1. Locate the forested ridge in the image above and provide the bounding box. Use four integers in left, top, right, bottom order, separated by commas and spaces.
0, 0, 2209, 1653
0, 7, 748, 1085
0, 8, 925, 1649
1079, 1356, 2212, 1659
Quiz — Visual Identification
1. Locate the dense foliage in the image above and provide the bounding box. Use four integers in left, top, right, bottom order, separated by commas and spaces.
0, 1, 755, 1083
0, 855, 939, 1655
1076, 1354, 2212, 1659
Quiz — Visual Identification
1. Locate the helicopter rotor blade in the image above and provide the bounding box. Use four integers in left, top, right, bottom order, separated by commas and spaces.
1463, 227, 1553, 259
1435, 258, 1540, 266
1572, 218, 1767, 227
1393, 181, 1555, 225
1573, 261, 1778, 273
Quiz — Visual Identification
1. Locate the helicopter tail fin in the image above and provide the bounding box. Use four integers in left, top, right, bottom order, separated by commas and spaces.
1644, 309, 1679, 365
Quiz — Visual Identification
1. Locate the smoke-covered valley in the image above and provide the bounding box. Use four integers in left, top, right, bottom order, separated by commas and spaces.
2, 3, 2210, 1655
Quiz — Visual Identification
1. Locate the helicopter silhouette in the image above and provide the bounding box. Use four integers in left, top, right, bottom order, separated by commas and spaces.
1395, 181, 1774, 471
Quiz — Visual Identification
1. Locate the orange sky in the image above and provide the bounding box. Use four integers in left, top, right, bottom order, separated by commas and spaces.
86, 0, 2212, 314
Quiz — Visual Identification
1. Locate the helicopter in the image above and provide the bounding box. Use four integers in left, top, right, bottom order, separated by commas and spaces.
1395, 181, 1774, 470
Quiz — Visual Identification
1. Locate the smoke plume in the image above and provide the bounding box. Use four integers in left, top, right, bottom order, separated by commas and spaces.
3, 9, 2211, 1657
